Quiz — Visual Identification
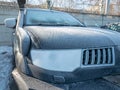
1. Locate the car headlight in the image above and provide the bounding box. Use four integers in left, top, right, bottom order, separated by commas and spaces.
30, 49, 82, 72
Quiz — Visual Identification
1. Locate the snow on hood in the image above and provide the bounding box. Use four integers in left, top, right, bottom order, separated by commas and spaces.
24, 26, 120, 49
0, 46, 13, 90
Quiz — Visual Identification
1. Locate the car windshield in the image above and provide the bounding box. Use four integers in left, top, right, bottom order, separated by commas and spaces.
25, 9, 84, 27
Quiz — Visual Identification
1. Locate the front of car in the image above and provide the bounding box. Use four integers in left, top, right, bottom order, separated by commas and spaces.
5, 8, 120, 84
17, 9, 120, 83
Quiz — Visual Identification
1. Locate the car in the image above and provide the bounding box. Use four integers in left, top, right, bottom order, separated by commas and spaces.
101, 22, 120, 31
4, 1, 120, 84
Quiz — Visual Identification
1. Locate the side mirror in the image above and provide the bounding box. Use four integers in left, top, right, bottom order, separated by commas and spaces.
4, 18, 17, 28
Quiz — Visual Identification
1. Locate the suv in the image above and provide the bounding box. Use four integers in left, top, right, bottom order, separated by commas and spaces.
4, 2, 120, 84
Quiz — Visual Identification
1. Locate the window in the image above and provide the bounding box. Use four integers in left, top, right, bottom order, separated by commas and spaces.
25, 9, 84, 27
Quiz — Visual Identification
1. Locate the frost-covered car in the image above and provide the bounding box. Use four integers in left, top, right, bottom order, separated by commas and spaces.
4, 6, 120, 84
101, 22, 120, 31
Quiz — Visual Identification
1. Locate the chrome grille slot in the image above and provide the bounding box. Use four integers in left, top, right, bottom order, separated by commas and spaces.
81, 47, 115, 67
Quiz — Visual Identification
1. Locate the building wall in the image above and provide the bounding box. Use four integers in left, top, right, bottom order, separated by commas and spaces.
0, 6, 18, 46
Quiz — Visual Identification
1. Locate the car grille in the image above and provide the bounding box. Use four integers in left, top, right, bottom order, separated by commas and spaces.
81, 47, 115, 68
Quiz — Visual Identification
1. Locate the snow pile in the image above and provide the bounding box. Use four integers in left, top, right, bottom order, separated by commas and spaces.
0, 46, 14, 90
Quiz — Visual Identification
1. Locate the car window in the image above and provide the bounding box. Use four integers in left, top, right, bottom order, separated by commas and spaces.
25, 10, 84, 27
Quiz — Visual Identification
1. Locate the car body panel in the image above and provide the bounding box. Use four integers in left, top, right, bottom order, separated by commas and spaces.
24, 26, 120, 49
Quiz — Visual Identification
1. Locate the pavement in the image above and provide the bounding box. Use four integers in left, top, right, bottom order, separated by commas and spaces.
0, 46, 14, 90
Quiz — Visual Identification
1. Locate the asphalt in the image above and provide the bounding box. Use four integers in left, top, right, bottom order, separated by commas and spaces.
68, 79, 120, 90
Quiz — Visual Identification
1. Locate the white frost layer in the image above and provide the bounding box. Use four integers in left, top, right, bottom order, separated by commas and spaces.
0, 46, 13, 90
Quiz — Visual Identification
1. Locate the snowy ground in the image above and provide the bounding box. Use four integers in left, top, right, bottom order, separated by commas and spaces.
0, 46, 14, 90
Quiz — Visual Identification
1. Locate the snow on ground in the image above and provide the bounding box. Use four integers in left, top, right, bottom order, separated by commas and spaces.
0, 46, 14, 90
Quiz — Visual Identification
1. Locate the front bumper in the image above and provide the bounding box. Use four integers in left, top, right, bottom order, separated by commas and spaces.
26, 64, 120, 83
11, 69, 120, 90
12, 69, 62, 90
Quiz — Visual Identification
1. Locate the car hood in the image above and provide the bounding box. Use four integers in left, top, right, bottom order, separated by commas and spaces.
24, 26, 120, 49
